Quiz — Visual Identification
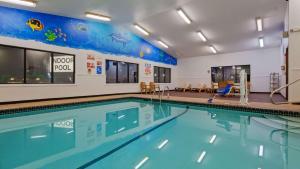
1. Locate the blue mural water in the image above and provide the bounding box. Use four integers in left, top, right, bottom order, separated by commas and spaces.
0, 6, 177, 65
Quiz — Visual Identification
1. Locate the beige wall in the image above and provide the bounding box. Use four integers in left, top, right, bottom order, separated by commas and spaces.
177, 47, 282, 93
288, 0, 300, 103
0, 36, 178, 102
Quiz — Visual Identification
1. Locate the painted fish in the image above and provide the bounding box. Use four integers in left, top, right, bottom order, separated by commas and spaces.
26, 18, 44, 31
109, 33, 130, 47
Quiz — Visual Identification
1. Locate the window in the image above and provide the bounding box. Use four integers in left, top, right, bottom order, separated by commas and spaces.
0, 46, 24, 84
106, 60, 138, 83
211, 65, 250, 83
0, 44, 75, 84
53, 53, 75, 84
117, 62, 129, 83
129, 63, 138, 83
154, 66, 171, 83
26, 50, 52, 84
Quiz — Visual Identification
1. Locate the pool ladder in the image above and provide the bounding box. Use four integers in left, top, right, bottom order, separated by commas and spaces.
270, 78, 300, 105
150, 86, 170, 103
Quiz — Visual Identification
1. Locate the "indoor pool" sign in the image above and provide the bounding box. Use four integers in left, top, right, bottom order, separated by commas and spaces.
53, 55, 74, 72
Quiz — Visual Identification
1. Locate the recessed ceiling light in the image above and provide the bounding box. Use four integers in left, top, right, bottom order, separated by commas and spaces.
134, 24, 150, 36
0, 0, 36, 7
259, 37, 264, 48
85, 12, 111, 22
177, 8, 192, 24
256, 17, 263, 32
158, 40, 169, 48
197, 31, 207, 42
209, 46, 217, 54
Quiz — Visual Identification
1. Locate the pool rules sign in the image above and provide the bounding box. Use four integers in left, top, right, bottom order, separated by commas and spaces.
53, 55, 74, 72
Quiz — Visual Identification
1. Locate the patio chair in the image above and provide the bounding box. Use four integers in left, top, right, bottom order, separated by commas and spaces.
140, 82, 150, 94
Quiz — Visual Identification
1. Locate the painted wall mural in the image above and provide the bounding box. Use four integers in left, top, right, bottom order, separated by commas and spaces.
0, 6, 177, 65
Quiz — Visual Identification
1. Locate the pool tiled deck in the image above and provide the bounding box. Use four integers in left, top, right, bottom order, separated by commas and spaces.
0, 94, 300, 115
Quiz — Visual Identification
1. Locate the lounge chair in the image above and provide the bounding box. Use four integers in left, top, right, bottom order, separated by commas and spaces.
208, 84, 233, 103
216, 84, 233, 96
175, 83, 191, 92
193, 83, 206, 93
211, 83, 219, 93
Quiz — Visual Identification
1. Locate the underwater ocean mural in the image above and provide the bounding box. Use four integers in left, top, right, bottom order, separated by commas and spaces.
0, 6, 177, 65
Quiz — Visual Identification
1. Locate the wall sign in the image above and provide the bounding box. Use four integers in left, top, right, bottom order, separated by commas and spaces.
53, 55, 74, 72
87, 55, 102, 75
0, 6, 177, 65
144, 63, 152, 76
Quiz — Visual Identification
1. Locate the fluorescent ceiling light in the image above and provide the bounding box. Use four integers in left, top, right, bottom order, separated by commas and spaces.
85, 12, 111, 22
157, 139, 169, 149
259, 145, 264, 157
209, 46, 217, 54
197, 31, 207, 42
0, 0, 36, 7
209, 135, 217, 144
177, 8, 192, 24
134, 24, 150, 36
197, 151, 206, 163
135, 157, 149, 169
256, 17, 263, 32
158, 40, 169, 48
259, 37, 264, 48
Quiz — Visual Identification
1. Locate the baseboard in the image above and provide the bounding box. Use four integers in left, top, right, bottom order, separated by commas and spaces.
0, 92, 140, 105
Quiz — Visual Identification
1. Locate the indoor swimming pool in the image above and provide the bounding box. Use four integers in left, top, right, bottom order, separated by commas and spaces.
0, 98, 299, 169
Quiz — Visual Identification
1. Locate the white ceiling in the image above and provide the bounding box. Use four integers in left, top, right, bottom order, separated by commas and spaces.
0, 0, 287, 58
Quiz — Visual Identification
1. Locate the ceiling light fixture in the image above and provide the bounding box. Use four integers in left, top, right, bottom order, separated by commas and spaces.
197, 31, 207, 42
209, 46, 217, 54
134, 24, 150, 36
157, 139, 169, 149
0, 0, 36, 7
158, 40, 169, 48
85, 12, 111, 22
197, 151, 207, 163
259, 37, 264, 48
256, 17, 263, 32
177, 8, 192, 24
134, 157, 149, 169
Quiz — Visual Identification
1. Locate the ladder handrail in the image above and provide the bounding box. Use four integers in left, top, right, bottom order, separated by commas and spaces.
160, 86, 170, 103
270, 78, 300, 105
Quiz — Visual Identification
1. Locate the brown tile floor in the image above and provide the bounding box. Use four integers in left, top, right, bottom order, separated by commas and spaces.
0, 93, 299, 113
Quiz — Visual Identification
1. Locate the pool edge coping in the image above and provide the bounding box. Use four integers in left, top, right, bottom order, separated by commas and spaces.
0, 95, 300, 117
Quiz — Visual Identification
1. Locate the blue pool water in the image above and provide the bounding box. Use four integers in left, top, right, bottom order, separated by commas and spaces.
0, 98, 299, 169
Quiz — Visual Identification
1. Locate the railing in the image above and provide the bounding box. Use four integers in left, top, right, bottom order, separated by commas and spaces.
159, 86, 170, 103
270, 78, 300, 105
